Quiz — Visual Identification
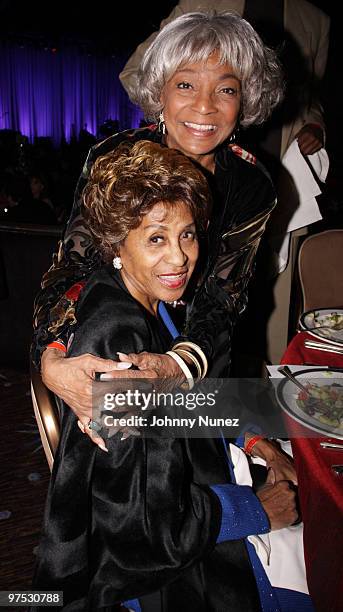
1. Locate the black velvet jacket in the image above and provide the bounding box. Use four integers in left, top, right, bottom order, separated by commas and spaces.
31, 126, 276, 375
32, 269, 262, 612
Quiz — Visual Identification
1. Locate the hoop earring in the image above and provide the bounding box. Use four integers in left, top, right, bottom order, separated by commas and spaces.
112, 256, 122, 270
158, 111, 166, 135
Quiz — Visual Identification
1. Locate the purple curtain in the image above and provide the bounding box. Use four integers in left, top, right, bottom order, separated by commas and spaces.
0, 40, 144, 143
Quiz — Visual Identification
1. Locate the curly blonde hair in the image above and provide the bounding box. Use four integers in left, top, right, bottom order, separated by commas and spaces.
83, 140, 210, 262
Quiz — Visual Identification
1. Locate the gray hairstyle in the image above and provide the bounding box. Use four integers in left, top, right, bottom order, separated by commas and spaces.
131, 11, 284, 127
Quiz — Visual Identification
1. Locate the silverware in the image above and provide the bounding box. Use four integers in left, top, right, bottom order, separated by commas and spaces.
320, 442, 343, 450
331, 465, 343, 475
277, 366, 311, 394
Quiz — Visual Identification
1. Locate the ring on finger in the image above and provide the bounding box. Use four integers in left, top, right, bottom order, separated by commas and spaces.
87, 419, 102, 433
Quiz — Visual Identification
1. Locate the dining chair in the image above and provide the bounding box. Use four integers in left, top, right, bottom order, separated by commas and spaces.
30, 361, 60, 471
298, 229, 343, 312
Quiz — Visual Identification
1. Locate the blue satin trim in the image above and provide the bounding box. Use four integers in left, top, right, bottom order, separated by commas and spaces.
158, 302, 179, 339
122, 598, 141, 612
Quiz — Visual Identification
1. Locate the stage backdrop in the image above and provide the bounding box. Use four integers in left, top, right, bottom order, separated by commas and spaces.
0, 40, 144, 144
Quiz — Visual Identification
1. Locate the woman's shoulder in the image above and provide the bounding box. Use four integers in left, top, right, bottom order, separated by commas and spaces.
217, 144, 276, 223
77, 266, 140, 316
226, 144, 274, 189
68, 267, 152, 358
212, 144, 277, 230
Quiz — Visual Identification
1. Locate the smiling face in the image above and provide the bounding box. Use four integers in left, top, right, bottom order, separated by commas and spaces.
119, 201, 198, 315
160, 52, 241, 173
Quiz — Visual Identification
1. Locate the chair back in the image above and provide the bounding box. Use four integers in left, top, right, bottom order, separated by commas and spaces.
0, 221, 61, 366
30, 362, 60, 471
298, 229, 343, 312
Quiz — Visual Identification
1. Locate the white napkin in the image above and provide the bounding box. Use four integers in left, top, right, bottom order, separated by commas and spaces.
282, 140, 328, 233
230, 443, 309, 594
276, 141, 329, 272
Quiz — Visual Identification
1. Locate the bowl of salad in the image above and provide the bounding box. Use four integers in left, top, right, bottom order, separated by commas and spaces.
299, 308, 343, 345
276, 368, 343, 438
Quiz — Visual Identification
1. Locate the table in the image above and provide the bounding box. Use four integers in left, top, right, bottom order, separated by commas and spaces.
281, 331, 343, 612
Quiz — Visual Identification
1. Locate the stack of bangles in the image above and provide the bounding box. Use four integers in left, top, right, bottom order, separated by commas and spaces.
166, 341, 208, 390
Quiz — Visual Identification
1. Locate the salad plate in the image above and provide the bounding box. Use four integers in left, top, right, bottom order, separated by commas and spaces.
276, 368, 343, 439
299, 308, 343, 346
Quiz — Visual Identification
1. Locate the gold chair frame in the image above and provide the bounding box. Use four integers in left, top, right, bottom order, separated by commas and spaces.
30, 363, 60, 471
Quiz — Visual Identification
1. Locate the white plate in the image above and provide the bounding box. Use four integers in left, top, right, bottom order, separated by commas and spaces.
299, 308, 343, 346
276, 368, 343, 439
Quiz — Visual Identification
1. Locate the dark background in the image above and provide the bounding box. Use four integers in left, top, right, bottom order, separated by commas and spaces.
0, 1, 340, 152
0, 0, 177, 53
0, 1, 338, 57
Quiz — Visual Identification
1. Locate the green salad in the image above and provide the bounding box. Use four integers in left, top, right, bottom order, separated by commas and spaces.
311, 311, 343, 330
296, 383, 343, 429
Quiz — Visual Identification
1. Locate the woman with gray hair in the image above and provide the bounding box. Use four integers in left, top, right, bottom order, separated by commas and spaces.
131, 10, 282, 130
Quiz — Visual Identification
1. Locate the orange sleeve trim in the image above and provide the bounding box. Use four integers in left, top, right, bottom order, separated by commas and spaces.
47, 341, 67, 353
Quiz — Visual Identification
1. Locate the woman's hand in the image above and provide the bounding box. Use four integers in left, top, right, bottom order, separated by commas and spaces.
257, 476, 298, 530
41, 348, 134, 416
41, 348, 165, 449
245, 435, 298, 485
42, 348, 138, 450
118, 351, 185, 390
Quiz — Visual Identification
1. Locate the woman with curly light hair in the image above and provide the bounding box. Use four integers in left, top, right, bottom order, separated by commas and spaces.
82, 140, 209, 263
31, 141, 303, 612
